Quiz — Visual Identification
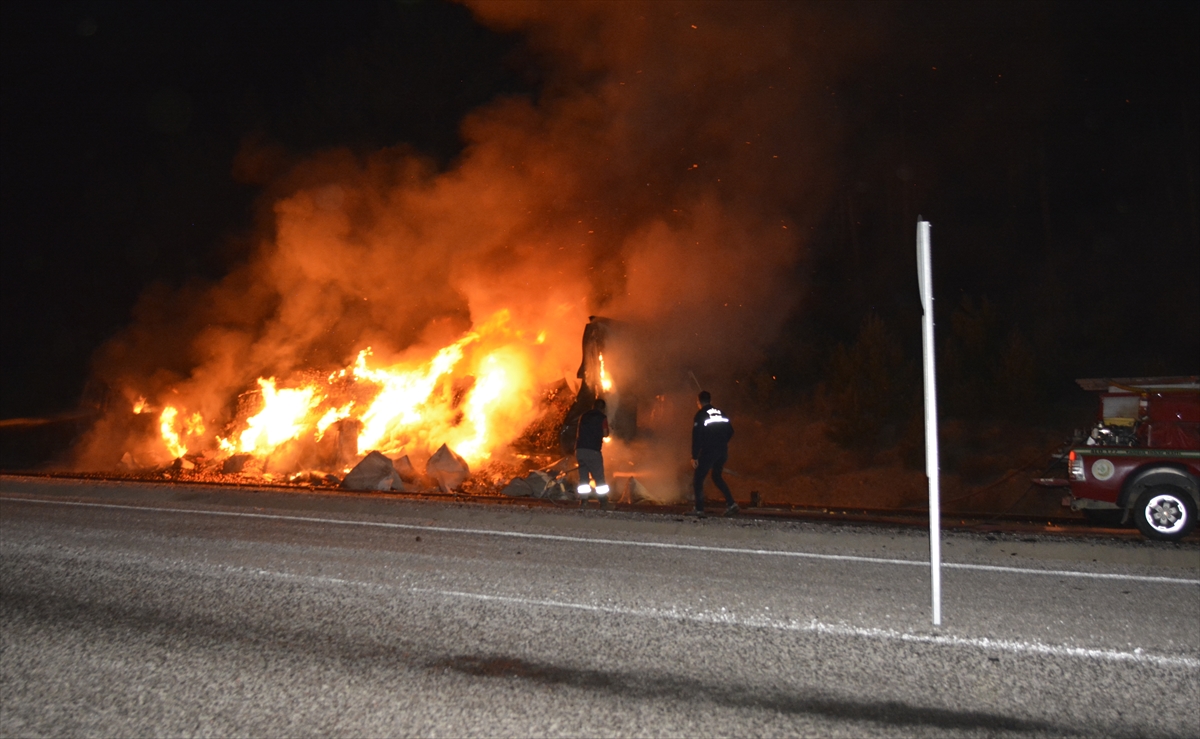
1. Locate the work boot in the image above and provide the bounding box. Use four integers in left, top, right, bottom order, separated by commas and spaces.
599, 496, 610, 511
724, 503, 740, 518
684, 509, 706, 518
578, 497, 589, 509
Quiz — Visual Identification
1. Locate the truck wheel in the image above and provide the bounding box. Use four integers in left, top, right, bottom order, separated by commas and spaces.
1133, 486, 1197, 541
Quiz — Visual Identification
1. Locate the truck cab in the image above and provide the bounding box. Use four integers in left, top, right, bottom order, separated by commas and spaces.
1055, 377, 1199, 541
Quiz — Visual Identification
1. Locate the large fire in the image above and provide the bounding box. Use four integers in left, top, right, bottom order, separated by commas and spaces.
147, 309, 554, 474
73, 4, 826, 498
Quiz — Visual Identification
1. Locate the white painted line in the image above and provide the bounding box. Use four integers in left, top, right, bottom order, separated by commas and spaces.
428, 590, 1200, 669
5, 495, 1199, 585
243, 566, 1200, 670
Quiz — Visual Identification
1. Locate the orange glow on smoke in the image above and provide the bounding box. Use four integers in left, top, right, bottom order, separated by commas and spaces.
70, 3, 846, 486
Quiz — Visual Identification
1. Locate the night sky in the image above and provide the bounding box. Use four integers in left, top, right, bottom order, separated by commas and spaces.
2, 0, 1197, 425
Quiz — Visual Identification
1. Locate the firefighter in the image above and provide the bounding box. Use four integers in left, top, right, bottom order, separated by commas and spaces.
690, 390, 738, 517
575, 398, 611, 509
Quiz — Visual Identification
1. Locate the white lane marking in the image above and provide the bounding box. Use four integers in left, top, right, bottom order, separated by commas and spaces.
242, 566, 1200, 670
6, 511, 1199, 671
5, 495, 1199, 585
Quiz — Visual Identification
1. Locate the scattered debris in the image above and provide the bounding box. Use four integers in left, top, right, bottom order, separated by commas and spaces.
626, 476, 653, 504
289, 470, 341, 486
426, 444, 469, 492
512, 380, 574, 453
392, 454, 420, 483
334, 418, 362, 467
501, 471, 552, 498
222, 454, 253, 474
341, 450, 407, 492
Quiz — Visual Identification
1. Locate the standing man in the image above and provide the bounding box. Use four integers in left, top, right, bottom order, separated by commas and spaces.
576, 398, 611, 509
690, 390, 738, 517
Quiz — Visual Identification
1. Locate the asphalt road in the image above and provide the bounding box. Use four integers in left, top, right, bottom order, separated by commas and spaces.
2, 476, 1198, 738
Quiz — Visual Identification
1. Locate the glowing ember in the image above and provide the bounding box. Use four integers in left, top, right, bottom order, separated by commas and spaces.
132, 397, 148, 414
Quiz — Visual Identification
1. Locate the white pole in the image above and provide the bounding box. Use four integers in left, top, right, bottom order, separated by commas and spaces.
917, 219, 942, 627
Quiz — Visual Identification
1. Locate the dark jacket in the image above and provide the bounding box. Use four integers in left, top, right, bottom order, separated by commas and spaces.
692, 404, 734, 458
576, 409, 610, 452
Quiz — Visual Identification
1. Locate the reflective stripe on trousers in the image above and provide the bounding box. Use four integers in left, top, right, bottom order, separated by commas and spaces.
576, 448, 607, 496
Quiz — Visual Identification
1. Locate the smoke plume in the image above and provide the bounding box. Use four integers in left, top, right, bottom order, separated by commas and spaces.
75, 1, 869, 471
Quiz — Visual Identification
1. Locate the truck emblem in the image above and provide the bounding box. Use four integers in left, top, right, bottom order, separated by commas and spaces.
1091, 458, 1115, 481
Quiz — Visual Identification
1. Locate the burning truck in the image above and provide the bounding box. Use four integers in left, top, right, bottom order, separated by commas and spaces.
1038, 376, 1200, 541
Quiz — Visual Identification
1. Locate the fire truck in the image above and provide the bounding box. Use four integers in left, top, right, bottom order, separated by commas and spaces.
1043, 377, 1200, 541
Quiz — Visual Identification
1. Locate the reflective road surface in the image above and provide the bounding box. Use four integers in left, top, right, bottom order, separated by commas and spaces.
2, 476, 1198, 737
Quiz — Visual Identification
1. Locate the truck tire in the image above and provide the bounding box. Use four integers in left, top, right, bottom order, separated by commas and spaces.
1133, 486, 1197, 541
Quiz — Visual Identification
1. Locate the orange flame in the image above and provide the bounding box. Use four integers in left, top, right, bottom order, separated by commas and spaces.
158, 309, 555, 471
598, 353, 613, 392
160, 407, 186, 459
453, 349, 531, 462
354, 336, 474, 454
315, 403, 354, 441
232, 378, 320, 455
159, 407, 206, 459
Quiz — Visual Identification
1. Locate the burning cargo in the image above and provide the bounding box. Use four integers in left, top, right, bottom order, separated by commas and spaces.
80, 313, 670, 500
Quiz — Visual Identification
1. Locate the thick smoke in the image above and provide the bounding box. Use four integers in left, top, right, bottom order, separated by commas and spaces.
75, 1, 865, 471
467, 1, 863, 368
